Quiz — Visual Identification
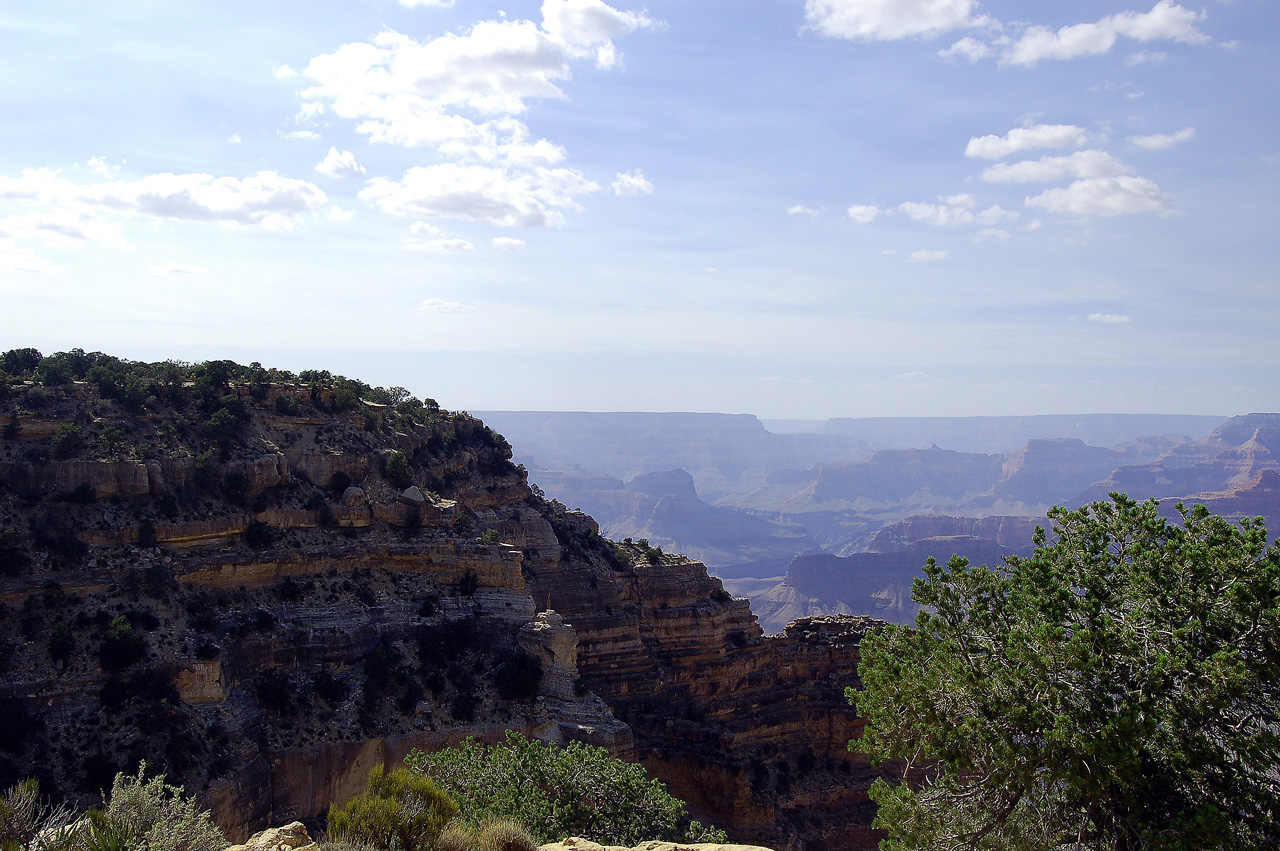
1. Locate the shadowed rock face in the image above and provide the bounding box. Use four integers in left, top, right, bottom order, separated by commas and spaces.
1, 380, 896, 851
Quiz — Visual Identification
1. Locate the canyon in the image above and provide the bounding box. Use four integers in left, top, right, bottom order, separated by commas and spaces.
0, 372, 882, 851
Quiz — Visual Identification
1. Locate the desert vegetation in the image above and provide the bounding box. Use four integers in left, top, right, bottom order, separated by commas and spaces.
850, 494, 1280, 851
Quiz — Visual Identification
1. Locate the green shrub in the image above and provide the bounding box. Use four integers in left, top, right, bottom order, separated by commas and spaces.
326, 765, 457, 851
643, 547, 663, 565
384, 451, 413, 490
406, 732, 727, 847
479, 530, 500, 545
51, 424, 83, 460
0, 778, 76, 851
96, 426, 127, 460
98, 616, 146, 671
100, 763, 224, 851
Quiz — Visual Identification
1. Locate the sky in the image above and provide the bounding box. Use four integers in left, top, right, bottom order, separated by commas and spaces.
1, 0, 1277, 419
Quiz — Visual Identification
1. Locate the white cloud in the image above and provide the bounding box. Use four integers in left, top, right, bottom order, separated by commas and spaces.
898, 195, 1016, 227
419, 297, 476, 312
541, 0, 660, 68
939, 36, 994, 61
228, 133, 242, 144
284, 130, 321, 142
1088, 313, 1132, 324
315, 147, 367, 178
327, 205, 354, 221
1026, 176, 1172, 216
981, 150, 1131, 183
611, 169, 653, 195
87, 158, 120, 179
846, 204, 882, 223
295, 3, 654, 231
275, 65, 298, 80
1124, 50, 1167, 66
429, 238, 474, 252
1002, 1, 1208, 67
361, 163, 599, 227
908, 249, 949, 263
804, 0, 984, 41
400, 0, 455, 6
409, 221, 440, 236
0, 168, 327, 232
973, 227, 1010, 243
492, 236, 526, 250
966, 124, 1089, 160
1128, 127, 1196, 150
787, 204, 824, 217
149, 263, 210, 276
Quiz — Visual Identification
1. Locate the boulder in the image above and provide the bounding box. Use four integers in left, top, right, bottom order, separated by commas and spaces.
539, 840, 777, 851
224, 821, 316, 851
341, 486, 367, 507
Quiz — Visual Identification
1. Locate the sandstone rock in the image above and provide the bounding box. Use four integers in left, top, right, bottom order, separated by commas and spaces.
539, 840, 777, 851
175, 659, 226, 705
518, 609, 580, 701
224, 821, 316, 851
341, 486, 366, 507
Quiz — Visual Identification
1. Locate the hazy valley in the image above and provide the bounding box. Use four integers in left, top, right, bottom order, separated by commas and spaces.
477, 411, 1280, 632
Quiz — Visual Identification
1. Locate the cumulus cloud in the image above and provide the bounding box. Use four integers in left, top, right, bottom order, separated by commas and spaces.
315, 147, 366, 178
283, 130, 321, 142
966, 124, 1090, 160
361, 163, 599, 227
294, 2, 655, 230
939, 36, 994, 61
908, 249, 949, 263
0, 168, 327, 232
492, 237, 526, 250
274, 65, 298, 80
1026, 176, 1172, 216
1088, 313, 1132, 324
611, 169, 653, 195
804, 0, 985, 41
327, 205, 354, 221
1001, 1, 1208, 67
1129, 126, 1196, 150
787, 204, 824, 217
542, 0, 660, 68
846, 204, 882, 223
419, 297, 476, 312
981, 150, 1131, 183
898, 194, 1016, 227
149, 263, 210, 276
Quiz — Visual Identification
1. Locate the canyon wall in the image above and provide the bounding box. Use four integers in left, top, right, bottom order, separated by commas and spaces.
0, 380, 887, 851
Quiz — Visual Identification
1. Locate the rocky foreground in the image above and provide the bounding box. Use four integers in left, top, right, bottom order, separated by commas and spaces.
226, 822, 778, 851
0, 366, 891, 850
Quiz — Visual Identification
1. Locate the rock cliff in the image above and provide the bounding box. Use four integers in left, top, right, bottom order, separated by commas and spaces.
0, 362, 892, 851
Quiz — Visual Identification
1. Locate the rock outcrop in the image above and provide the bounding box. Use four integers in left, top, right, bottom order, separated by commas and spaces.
0, 374, 895, 851
540, 840, 777, 851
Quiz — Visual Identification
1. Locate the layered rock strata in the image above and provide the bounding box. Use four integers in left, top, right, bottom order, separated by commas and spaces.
0, 378, 890, 850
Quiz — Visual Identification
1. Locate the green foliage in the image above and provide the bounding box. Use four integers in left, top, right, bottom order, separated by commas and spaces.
98, 763, 225, 851
96, 426, 127, 460
479, 529, 501, 545
384, 451, 413, 490
406, 732, 727, 847
51, 424, 84, 460
326, 765, 457, 851
98, 616, 145, 671
850, 494, 1280, 851
643, 547, 663, 565
452, 510, 473, 536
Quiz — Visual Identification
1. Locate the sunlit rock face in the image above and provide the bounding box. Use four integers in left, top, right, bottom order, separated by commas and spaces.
0, 379, 895, 850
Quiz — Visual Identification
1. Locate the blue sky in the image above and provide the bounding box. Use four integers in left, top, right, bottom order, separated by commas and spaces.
1, 0, 1276, 418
